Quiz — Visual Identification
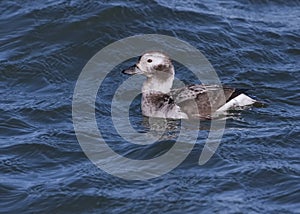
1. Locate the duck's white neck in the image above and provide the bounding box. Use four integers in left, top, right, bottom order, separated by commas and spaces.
142, 74, 174, 94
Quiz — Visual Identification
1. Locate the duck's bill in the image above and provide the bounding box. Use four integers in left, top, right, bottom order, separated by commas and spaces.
122, 65, 143, 75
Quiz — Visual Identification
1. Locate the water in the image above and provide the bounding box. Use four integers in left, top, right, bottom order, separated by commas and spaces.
1, 0, 299, 213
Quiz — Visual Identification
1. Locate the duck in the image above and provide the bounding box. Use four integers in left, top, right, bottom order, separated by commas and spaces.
122, 51, 257, 119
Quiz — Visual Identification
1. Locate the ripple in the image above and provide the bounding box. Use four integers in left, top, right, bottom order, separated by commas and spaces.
1, 0, 299, 213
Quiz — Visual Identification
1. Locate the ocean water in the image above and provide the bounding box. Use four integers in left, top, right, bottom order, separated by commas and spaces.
1, 0, 299, 213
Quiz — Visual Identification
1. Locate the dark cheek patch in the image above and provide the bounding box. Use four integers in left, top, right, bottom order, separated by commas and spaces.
154, 64, 168, 72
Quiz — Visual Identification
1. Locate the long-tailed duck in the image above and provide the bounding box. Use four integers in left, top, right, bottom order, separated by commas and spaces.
122, 51, 257, 119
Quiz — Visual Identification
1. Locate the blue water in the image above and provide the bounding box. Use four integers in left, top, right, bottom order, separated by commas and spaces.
1, 0, 299, 213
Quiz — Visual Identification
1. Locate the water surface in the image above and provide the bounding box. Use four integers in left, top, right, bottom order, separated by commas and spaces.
1, 0, 299, 213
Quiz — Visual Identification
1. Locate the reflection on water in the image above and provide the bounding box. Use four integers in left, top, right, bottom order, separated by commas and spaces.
1, 0, 299, 213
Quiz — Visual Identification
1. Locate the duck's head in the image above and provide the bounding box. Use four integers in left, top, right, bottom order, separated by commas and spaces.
122, 52, 174, 79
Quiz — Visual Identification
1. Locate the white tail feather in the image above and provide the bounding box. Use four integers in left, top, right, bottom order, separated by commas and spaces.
216, 93, 256, 113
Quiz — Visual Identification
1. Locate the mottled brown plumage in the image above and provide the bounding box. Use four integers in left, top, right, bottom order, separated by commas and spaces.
122, 52, 256, 119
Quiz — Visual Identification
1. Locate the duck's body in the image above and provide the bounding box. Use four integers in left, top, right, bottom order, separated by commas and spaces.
123, 52, 257, 119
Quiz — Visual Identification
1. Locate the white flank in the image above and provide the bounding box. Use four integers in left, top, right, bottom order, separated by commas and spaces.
216, 93, 256, 113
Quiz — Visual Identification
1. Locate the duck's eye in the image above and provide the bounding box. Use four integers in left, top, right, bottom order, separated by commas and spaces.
147, 59, 152, 63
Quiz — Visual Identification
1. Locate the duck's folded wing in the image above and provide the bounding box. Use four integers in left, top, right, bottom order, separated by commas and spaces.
170, 84, 206, 103
171, 85, 236, 104
170, 85, 242, 117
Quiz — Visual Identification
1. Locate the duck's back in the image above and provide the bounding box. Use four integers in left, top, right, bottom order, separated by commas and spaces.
171, 85, 250, 119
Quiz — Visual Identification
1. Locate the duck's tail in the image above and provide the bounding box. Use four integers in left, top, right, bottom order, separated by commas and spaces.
216, 93, 257, 113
